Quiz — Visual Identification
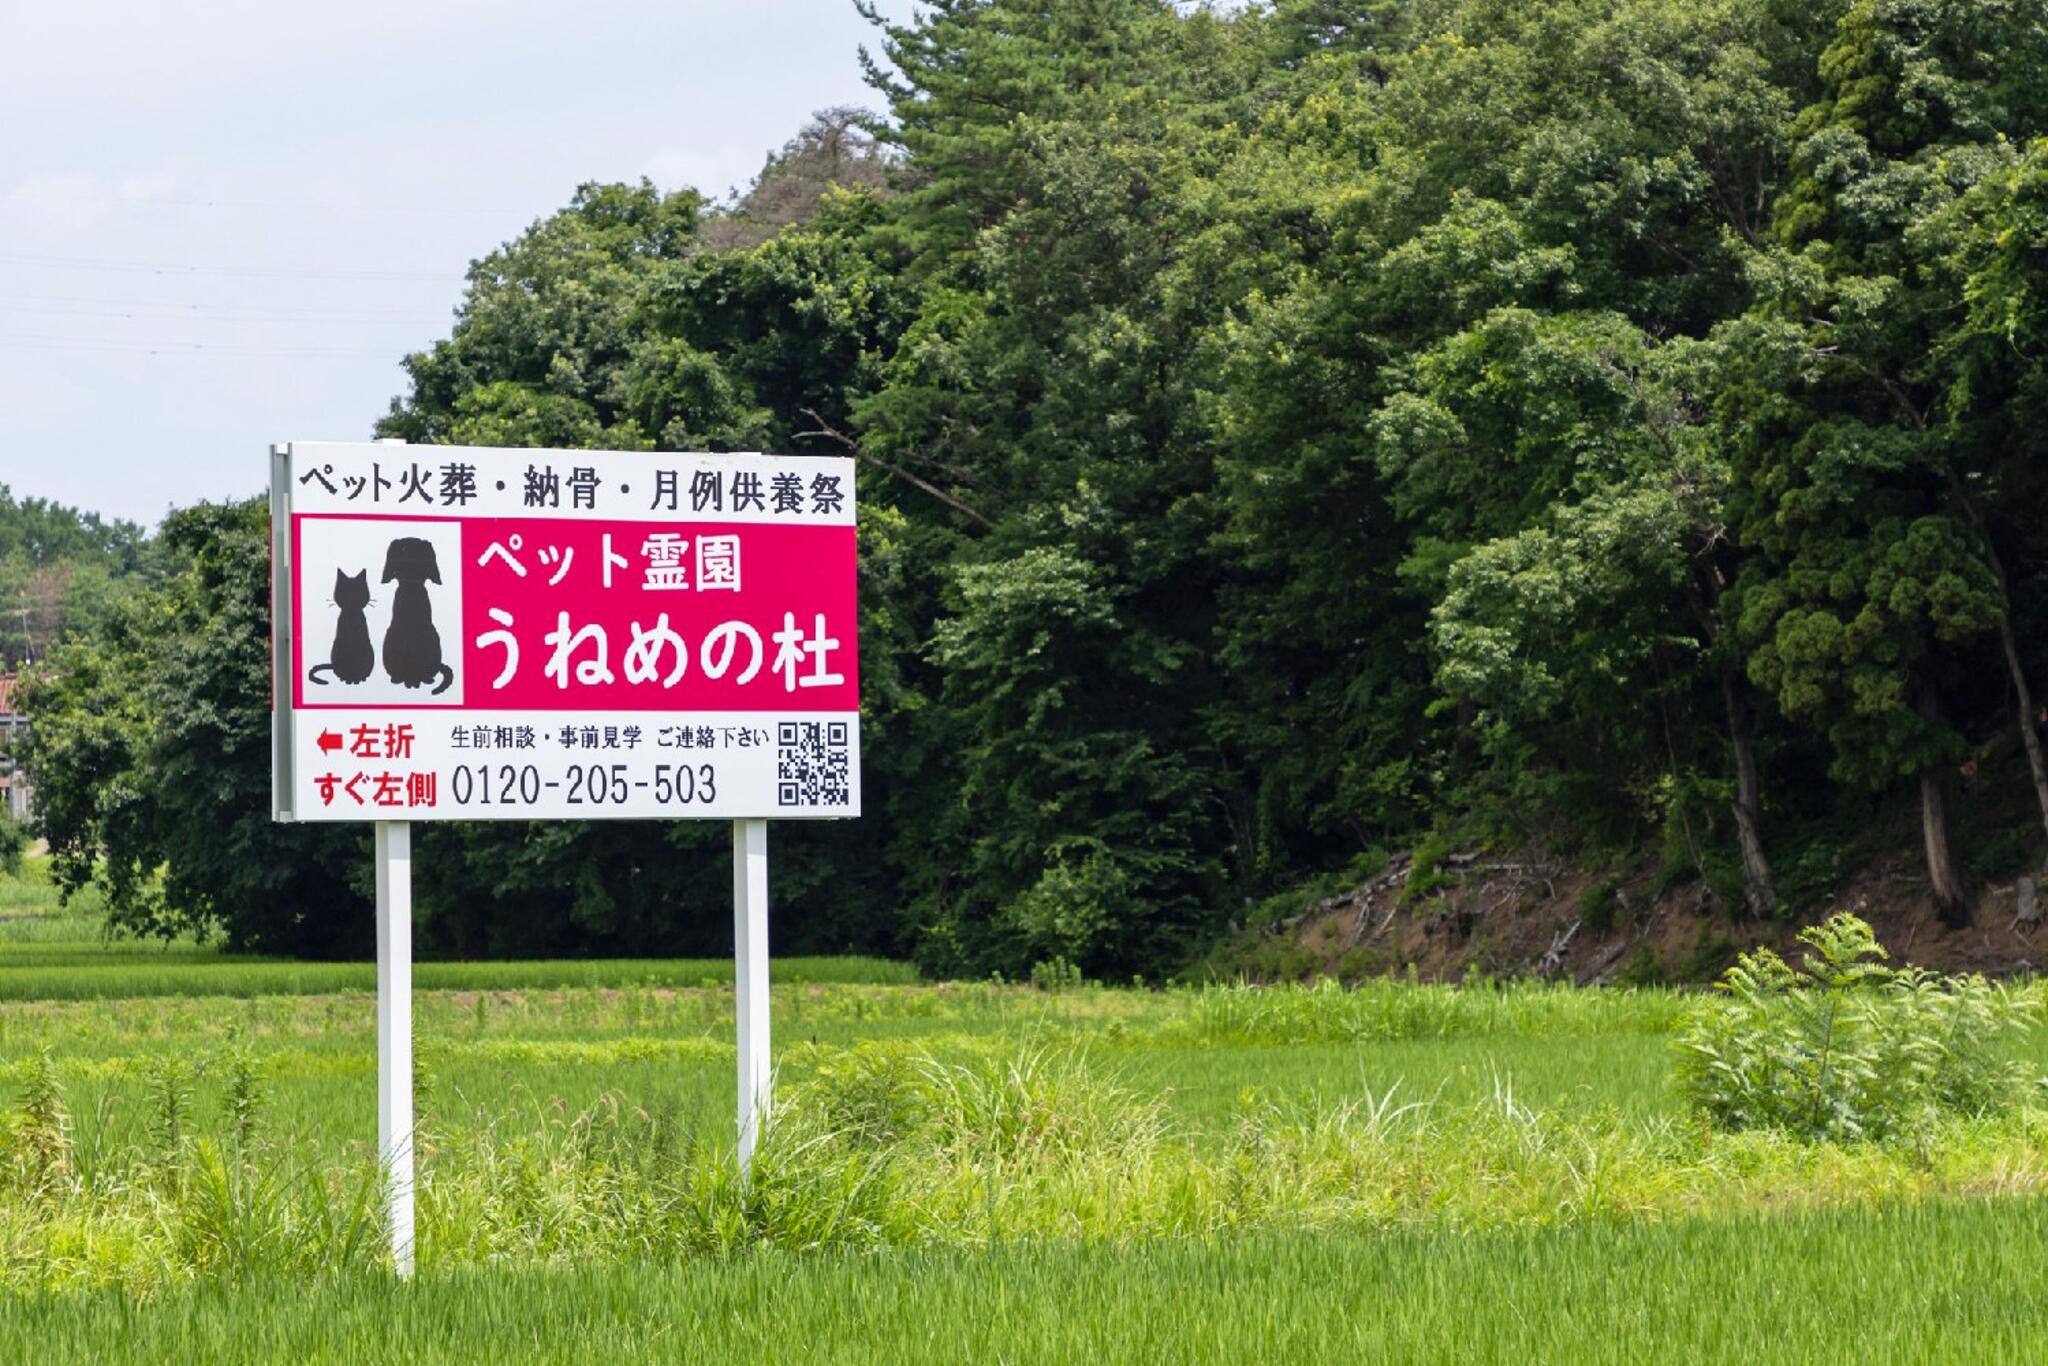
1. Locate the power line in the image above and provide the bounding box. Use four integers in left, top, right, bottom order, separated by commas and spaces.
0, 302, 445, 327
0, 250, 455, 282
0, 290, 451, 321
0, 191, 532, 218
0, 330, 406, 358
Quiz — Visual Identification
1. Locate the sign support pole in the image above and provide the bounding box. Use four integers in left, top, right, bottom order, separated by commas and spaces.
733, 817, 770, 1174
374, 820, 416, 1277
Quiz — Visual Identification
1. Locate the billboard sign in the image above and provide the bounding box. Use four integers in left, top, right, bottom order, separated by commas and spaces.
270, 441, 859, 822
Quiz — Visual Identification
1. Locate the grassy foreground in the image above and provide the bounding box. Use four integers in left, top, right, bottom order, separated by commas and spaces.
11, 1199, 2046, 1364
4, 861, 2046, 1360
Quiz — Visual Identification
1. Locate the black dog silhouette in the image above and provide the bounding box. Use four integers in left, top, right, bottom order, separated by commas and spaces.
381, 537, 454, 695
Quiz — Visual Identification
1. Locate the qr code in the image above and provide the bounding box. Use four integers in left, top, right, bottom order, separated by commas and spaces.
777, 721, 850, 807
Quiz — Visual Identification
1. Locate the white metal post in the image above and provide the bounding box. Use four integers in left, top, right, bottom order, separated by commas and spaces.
733, 817, 770, 1173
374, 820, 416, 1277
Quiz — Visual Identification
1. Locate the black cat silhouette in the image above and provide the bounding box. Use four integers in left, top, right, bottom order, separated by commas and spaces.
307, 568, 374, 686
381, 537, 454, 695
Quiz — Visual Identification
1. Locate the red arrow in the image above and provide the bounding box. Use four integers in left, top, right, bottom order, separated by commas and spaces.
316, 729, 343, 755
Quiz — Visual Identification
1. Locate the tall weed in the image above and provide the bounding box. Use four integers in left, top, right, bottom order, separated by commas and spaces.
1674, 915, 2038, 1142
9, 1047, 69, 1188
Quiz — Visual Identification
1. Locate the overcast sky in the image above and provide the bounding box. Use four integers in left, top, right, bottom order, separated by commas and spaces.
0, 1, 885, 527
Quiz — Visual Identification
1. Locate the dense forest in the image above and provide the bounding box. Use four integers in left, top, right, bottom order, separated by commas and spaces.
20, 0, 2048, 976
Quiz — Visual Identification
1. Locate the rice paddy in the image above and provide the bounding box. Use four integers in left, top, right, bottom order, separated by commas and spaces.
4, 860, 2044, 1362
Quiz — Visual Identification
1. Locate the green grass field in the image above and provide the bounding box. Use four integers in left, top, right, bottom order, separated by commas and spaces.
13, 1202, 2048, 1364
4, 860, 2045, 1362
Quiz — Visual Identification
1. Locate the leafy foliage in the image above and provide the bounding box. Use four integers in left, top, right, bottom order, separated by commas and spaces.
20, 503, 368, 955
1674, 914, 2036, 1140
23, 0, 2048, 972
0, 485, 152, 669
0, 810, 26, 879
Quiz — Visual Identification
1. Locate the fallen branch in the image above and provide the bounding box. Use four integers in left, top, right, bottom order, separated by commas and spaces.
1537, 919, 1581, 978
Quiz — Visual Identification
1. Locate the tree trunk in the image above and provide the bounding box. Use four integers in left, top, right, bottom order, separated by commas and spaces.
1943, 467, 2048, 855
1988, 576, 2048, 856
1920, 769, 1971, 926
1918, 690, 1971, 926
1720, 671, 1776, 917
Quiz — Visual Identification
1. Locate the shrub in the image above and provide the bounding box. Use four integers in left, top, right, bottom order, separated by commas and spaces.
8, 1048, 69, 1188
1673, 914, 2038, 1142
218, 1028, 266, 1153
146, 1054, 194, 1165
1222, 937, 1319, 984
916, 1047, 1158, 1164
800, 1041, 935, 1145
1577, 878, 1622, 934
1615, 942, 1664, 988
0, 811, 27, 878
1028, 956, 1083, 993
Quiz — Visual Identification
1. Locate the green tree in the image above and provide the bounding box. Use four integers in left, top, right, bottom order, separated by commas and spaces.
29, 0, 2048, 975
924, 546, 1207, 972
698, 107, 895, 252
380, 181, 703, 450
855, 0, 1198, 260
1717, 0, 2048, 920
379, 167, 929, 961
1209, 0, 1800, 888
1927, 140, 2048, 869
0, 485, 153, 668
21, 502, 369, 954
1425, 324, 1778, 912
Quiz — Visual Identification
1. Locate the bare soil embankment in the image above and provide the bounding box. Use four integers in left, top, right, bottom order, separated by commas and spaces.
1261, 842, 2044, 986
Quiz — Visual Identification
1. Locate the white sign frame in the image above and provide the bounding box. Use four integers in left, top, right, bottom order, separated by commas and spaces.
270, 440, 837, 1273
270, 441, 861, 826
